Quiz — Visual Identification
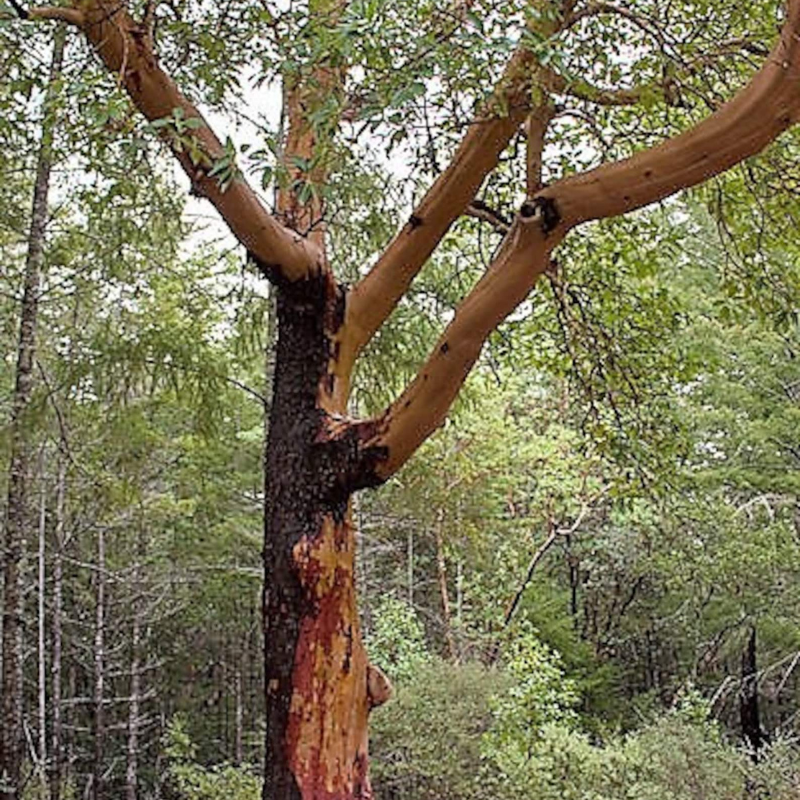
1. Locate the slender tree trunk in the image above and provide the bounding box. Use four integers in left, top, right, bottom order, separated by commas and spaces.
456, 559, 463, 625
125, 527, 145, 800
125, 608, 141, 800
234, 665, 243, 766
1, 29, 65, 800
407, 530, 414, 608
50, 455, 66, 800
37, 451, 47, 800
65, 663, 76, 795
92, 526, 106, 800
566, 534, 579, 627
434, 518, 456, 661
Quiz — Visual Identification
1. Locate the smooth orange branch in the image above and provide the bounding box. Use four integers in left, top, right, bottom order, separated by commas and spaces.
364, 214, 562, 478
538, 0, 800, 230
277, 0, 348, 248
362, 0, 800, 482
60, 0, 322, 283
343, 49, 538, 367
343, 0, 578, 376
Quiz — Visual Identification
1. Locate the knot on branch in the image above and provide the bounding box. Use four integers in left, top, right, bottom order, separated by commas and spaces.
519, 196, 561, 233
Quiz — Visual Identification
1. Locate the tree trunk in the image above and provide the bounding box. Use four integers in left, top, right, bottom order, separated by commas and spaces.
125, 528, 145, 800
93, 526, 106, 800
740, 625, 765, 761
234, 665, 243, 766
434, 518, 457, 662
262, 275, 389, 800
0, 29, 65, 800
50, 455, 66, 800
37, 451, 48, 800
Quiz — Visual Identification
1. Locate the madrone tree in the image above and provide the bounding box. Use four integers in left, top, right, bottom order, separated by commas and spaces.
7, 0, 800, 797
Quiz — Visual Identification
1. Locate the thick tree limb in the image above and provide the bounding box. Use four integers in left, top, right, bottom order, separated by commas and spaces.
363, 214, 558, 478
363, 0, 800, 481
538, 0, 800, 229
41, 0, 323, 283
342, 49, 538, 368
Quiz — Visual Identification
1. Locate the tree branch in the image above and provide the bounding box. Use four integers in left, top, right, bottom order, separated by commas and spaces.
342, 49, 539, 369
358, 0, 800, 482
49, 0, 323, 283
538, 0, 800, 230
526, 102, 555, 195
27, 5, 84, 25
464, 199, 511, 235
564, 1, 665, 45
541, 67, 647, 107
362, 210, 558, 479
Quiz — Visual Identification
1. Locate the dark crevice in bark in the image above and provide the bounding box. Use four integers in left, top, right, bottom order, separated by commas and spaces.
520, 196, 561, 232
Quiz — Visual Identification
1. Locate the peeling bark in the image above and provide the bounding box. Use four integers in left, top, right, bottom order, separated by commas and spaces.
262, 274, 389, 800
20, 2, 800, 798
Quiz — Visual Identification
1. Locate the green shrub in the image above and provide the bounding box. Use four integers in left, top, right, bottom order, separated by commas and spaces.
163, 715, 259, 800
370, 658, 509, 800
366, 595, 430, 683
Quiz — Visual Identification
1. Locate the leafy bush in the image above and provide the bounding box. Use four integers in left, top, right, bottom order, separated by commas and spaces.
370, 659, 509, 800
163, 715, 259, 800
366, 595, 431, 682
484, 631, 580, 778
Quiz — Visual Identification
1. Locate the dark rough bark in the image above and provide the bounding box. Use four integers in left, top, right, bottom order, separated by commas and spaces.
262, 275, 339, 800
740, 626, 766, 760
0, 29, 65, 800
262, 272, 386, 800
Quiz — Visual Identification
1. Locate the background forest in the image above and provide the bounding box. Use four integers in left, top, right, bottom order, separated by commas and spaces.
2, 0, 800, 798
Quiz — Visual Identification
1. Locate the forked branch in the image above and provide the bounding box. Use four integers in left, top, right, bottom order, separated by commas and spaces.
362, 0, 800, 481
363, 214, 558, 479
343, 49, 541, 368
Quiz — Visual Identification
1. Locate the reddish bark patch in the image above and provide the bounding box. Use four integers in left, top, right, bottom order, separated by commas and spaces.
287, 515, 372, 799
